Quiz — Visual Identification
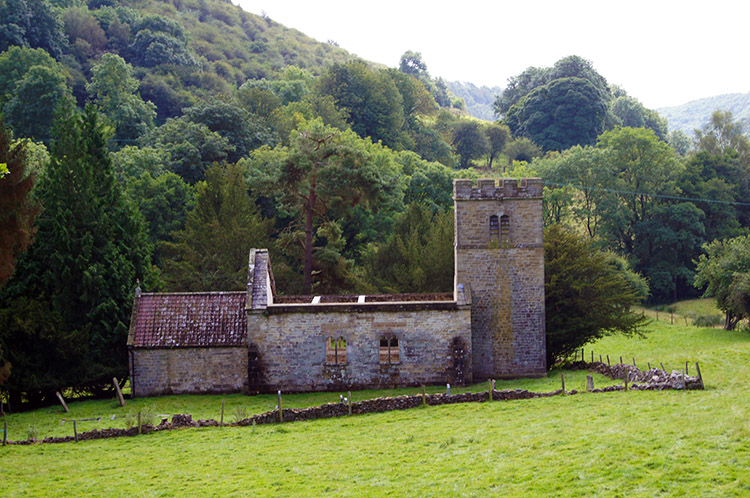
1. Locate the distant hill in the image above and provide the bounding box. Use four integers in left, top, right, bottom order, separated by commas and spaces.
658, 93, 750, 136
447, 81, 502, 121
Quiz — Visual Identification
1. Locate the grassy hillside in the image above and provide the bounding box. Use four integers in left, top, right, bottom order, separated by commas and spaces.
658, 92, 750, 136
3, 318, 750, 496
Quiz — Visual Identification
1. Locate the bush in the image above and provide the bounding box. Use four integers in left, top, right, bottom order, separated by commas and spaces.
693, 314, 723, 327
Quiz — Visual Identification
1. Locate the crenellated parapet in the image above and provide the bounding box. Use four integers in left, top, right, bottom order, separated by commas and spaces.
453, 178, 543, 200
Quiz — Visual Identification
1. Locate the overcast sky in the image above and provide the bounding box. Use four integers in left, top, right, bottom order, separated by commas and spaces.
235, 0, 750, 110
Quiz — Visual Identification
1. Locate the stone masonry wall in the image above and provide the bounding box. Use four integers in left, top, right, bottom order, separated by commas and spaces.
248, 307, 472, 392
132, 347, 248, 397
454, 179, 546, 379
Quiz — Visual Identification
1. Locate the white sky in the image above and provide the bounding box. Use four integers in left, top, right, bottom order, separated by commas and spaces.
235, 0, 750, 110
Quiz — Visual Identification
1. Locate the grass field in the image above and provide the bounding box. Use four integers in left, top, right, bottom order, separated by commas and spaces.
2, 319, 750, 497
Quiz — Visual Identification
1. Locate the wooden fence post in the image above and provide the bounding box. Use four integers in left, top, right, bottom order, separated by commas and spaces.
606, 355, 610, 366
488, 379, 493, 401
681, 369, 686, 390
632, 357, 636, 367
591, 350, 594, 363
581, 348, 584, 361
661, 362, 666, 373
648, 362, 651, 370
220, 399, 225, 427
73, 419, 78, 443
696, 362, 704, 389
113, 377, 126, 407
348, 391, 352, 416
685, 361, 689, 375
586, 375, 594, 392
599, 354, 603, 363
55, 392, 69, 413
422, 385, 426, 406
619, 356, 623, 365
277, 390, 283, 423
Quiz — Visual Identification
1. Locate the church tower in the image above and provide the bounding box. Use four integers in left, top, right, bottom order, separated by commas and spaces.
454, 178, 546, 379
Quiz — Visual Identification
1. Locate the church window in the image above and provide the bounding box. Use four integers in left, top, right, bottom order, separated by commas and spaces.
500, 215, 510, 245
379, 336, 400, 364
489, 215, 499, 241
326, 336, 347, 365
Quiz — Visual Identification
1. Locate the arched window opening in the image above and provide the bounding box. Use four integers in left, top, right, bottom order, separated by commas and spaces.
326, 336, 347, 365
500, 215, 510, 245
489, 215, 499, 241
379, 336, 400, 364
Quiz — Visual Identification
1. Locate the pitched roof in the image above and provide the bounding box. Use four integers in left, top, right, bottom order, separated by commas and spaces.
131, 292, 247, 348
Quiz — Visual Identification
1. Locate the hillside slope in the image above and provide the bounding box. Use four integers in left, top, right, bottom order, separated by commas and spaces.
447, 80, 502, 121
658, 92, 750, 135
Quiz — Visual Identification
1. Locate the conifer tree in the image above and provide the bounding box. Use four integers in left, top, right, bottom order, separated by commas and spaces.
1, 104, 154, 401
161, 162, 273, 291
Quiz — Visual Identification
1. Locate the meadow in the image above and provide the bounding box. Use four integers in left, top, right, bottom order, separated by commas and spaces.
2, 313, 750, 496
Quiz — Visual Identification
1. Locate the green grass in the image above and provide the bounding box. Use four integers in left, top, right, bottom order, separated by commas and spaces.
2, 320, 750, 496
638, 297, 725, 327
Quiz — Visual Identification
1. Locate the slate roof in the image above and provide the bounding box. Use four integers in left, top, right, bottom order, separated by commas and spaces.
131, 292, 247, 348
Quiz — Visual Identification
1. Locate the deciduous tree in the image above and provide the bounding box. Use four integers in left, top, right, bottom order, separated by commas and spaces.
694, 235, 750, 330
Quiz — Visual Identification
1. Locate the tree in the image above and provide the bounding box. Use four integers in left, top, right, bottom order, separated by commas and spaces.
535, 145, 613, 237
184, 100, 278, 162
0, 46, 60, 105
0, 118, 39, 285
161, 162, 271, 291
596, 127, 683, 255
317, 61, 405, 148
694, 235, 750, 330
2, 61, 70, 139
87, 53, 156, 142
452, 121, 488, 169
140, 117, 231, 183
503, 137, 541, 166
0, 104, 154, 401
247, 119, 399, 294
363, 203, 453, 293
544, 224, 648, 366
484, 122, 510, 169
610, 96, 667, 140
0, 0, 68, 58
495, 56, 610, 119
505, 77, 608, 151
398, 50, 428, 77
694, 110, 750, 163
125, 171, 195, 265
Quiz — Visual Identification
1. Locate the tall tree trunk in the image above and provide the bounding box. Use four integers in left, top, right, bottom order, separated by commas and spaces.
303, 183, 316, 294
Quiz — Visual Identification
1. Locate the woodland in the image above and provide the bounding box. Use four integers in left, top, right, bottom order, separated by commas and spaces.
1, 0, 750, 405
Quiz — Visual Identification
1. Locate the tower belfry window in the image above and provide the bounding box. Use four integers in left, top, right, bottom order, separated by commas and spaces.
489, 215, 499, 241
500, 215, 510, 244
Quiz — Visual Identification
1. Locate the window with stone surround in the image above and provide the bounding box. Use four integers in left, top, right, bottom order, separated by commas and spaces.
379, 336, 400, 364
489, 215, 499, 242
326, 336, 347, 365
500, 214, 510, 247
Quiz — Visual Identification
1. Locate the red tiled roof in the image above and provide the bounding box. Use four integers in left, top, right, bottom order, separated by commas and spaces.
132, 292, 247, 347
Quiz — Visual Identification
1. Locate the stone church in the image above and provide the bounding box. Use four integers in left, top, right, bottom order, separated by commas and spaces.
127, 178, 547, 396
